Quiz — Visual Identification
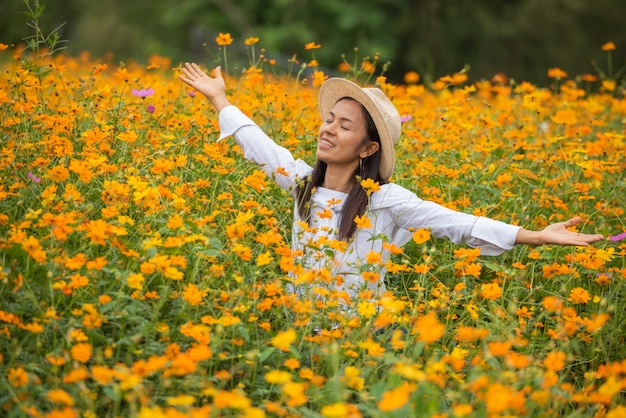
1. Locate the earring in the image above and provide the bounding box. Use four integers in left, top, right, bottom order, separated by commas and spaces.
359, 157, 364, 178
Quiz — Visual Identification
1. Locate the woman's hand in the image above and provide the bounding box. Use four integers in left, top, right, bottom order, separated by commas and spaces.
179, 63, 231, 113
516, 217, 605, 246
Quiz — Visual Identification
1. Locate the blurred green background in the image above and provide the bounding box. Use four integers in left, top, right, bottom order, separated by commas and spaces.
1, 0, 625, 84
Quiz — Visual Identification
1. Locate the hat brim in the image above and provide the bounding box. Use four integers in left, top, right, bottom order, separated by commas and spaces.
318, 78, 396, 181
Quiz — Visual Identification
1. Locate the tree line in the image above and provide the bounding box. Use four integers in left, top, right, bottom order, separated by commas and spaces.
1, 0, 625, 85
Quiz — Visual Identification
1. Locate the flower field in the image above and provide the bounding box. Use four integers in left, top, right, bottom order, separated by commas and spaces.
0, 38, 625, 417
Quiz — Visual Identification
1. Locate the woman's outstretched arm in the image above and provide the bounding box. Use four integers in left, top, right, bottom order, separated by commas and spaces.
515, 216, 604, 246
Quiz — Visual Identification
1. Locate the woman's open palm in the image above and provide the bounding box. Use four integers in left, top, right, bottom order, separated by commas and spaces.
540, 217, 604, 246
179, 63, 226, 105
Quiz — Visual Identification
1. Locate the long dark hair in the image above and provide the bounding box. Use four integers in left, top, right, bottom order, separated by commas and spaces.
295, 97, 386, 241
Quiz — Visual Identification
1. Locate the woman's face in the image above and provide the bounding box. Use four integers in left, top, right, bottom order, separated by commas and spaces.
316, 99, 377, 170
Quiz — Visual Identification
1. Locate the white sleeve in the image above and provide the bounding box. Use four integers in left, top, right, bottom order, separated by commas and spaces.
218, 105, 313, 192
381, 184, 520, 255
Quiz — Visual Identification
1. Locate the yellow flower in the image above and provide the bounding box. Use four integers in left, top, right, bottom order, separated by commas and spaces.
321, 402, 349, 418
357, 301, 376, 318
245, 37, 259, 45
271, 328, 297, 351
216, 33, 234, 46
166, 394, 196, 406
265, 370, 292, 384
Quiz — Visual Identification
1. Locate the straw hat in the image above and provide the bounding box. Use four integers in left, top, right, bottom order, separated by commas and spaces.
318, 78, 401, 181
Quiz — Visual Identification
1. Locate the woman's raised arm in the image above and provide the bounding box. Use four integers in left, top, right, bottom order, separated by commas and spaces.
179, 63, 231, 113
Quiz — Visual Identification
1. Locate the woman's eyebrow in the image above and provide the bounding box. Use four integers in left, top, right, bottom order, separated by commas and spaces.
329, 110, 356, 124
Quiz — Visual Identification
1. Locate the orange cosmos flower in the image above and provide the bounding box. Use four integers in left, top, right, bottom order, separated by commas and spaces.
581, 73, 598, 82
70, 342, 93, 363
312, 70, 328, 87
487, 340, 512, 357
543, 350, 566, 371
601, 41, 616, 51
183, 283, 206, 306
215, 33, 234, 46
404, 71, 420, 84
354, 214, 372, 229
568, 287, 591, 304
413, 311, 445, 343
378, 381, 415, 412
547, 67, 568, 79
245, 37, 259, 45
8, 367, 28, 387
365, 250, 382, 265
47, 389, 75, 406
480, 282, 502, 300
412, 228, 431, 244
360, 178, 380, 196
304, 42, 321, 50
361, 61, 375, 74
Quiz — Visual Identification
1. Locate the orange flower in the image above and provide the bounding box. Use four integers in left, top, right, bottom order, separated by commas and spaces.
354, 214, 372, 229
487, 340, 512, 357
8, 367, 28, 387
543, 350, 566, 371
312, 70, 328, 87
413, 311, 445, 343
245, 37, 259, 45
547, 67, 567, 79
412, 228, 431, 244
182, 283, 206, 306
378, 381, 415, 412
70, 342, 93, 363
601, 41, 616, 51
365, 250, 382, 265
47, 389, 75, 406
304, 42, 321, 50
568, 287, 591, 304
360, 178, 380, 196
404, 71, 420, 84
216, 33, 234, 46
480, 282, 502, 300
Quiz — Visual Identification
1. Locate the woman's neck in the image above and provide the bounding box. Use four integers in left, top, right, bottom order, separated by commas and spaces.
322, 165, 356, 193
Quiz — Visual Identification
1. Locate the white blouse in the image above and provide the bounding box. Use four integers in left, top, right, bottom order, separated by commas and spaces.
218, 105, 521, 301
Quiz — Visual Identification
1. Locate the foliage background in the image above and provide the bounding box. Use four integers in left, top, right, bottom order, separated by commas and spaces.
1, 0, 626, 84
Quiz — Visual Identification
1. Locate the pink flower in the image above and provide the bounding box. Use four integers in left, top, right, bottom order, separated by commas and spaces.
147, 104, 155, 113
27, 171, 41, 183
609, 231, 626, 242
401, 115, 412, 123
131, 88, 155, 99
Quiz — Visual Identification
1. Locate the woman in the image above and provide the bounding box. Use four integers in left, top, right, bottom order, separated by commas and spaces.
178, 63, 604, 302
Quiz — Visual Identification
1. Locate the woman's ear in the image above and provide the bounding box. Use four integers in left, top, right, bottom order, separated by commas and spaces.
360, 141, 380, 159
